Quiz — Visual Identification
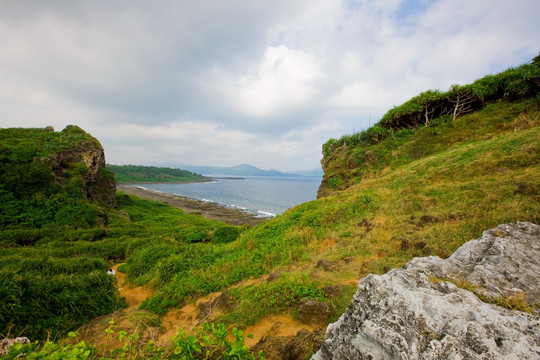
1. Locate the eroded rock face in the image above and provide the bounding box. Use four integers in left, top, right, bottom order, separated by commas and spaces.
312, 222, 540, 360
43, 126, 116, 207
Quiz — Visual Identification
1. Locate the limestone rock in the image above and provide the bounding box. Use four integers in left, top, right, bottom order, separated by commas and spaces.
312, 222, 540, 360
0, 337, 30, 356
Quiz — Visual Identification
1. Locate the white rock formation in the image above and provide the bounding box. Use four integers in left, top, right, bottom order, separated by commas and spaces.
312, 222, 540, 359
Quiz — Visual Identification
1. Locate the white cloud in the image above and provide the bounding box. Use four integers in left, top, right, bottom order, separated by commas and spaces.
0, 0, 539, 171
210, 45, 324, 118
328, 80, 396, 109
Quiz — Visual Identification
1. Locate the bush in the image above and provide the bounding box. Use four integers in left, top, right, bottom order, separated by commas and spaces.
327, 177, 342, 188
186, 231, 209, 243
213, 226, 240, 243
127, 244, 177, 278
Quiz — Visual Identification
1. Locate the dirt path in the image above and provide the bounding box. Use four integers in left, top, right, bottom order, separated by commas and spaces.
118, 185, 268, 226
74, 264, 155, 349
112, 264, 153, 310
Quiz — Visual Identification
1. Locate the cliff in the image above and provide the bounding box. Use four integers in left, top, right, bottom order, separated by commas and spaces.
0, 125, 116, 229
312, 222, 540, 359
318, 57, 540, 198
42, 125, 116, 207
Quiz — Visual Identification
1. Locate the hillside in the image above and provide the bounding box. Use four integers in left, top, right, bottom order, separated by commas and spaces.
2, 58, 539, 359
319, 56, 540, 197
0, 127, 238, 342
0, 125, 116, 229
114, 60, 539, 358
106, 164, 208, 183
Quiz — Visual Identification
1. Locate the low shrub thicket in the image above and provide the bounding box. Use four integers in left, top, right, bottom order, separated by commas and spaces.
324, 56, 540, 152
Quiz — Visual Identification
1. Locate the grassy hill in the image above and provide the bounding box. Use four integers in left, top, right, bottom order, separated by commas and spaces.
2, 57, 539, 358
0, 127, 237, 341
107, 164, 208, 183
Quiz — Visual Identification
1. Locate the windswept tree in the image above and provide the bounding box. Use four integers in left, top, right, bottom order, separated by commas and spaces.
449, 85, 477, 121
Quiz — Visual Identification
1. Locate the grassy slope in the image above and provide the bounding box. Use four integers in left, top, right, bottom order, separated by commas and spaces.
127, 98, 539, 330
0, 191, 233, 340
2, 91, 539, 357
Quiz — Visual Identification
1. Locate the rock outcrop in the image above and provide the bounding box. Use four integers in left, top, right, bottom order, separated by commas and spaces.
43, 125, 116, 207
312, 222, 540, 359
0, 337, 30, 356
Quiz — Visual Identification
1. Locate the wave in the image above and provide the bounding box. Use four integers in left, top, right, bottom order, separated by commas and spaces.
256, 210, 276, 218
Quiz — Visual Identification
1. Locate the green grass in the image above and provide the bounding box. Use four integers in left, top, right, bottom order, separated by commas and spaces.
1, 62, 539, 349
217, 274, 327, 327
0, 191, 238, 340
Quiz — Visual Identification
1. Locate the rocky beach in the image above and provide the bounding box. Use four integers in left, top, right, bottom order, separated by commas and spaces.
117, 184, 268, 226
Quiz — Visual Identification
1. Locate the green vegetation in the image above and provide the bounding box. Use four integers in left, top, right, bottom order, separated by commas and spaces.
2, 58, 540, 358
3, 322, 262, 359
324, 55, 539, 152
0, 191, 244, 340
0, 126, 237, 340
107, 164, 207, 183
0, 126, 111, 229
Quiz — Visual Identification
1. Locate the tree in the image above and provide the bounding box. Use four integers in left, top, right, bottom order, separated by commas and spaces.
449, 85, 477, 121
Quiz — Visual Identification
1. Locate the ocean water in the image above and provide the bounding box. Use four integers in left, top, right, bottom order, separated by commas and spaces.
139, 176, 322, 217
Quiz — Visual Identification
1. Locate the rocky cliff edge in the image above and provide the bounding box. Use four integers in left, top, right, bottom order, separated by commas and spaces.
312, 222, 540, 359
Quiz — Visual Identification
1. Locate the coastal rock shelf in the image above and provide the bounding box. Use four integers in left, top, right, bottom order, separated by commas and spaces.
117, 185, 267, 226
312, 222, 540, 360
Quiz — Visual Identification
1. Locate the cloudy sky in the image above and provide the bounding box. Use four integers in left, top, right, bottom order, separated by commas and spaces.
1, 0, 538, 172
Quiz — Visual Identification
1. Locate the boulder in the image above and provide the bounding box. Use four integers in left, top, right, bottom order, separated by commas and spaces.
252, 329, 325, 360
312, 222, 540, 360
0, 337, 30, 356
298, 299, 331, 325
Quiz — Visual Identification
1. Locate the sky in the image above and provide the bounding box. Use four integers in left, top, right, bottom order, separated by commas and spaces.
1, 0, 538, 172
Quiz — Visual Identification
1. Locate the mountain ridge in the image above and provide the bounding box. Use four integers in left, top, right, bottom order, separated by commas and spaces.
164, 163, 323, 177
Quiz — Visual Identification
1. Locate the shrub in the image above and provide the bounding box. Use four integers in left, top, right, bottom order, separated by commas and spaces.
213, 226, 240, 243
327, 177, 342, 188
186, 231, 209, 243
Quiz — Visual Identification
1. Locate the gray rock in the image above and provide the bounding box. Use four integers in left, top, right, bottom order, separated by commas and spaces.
0, 337, 30, 356
312, 222, 540, 360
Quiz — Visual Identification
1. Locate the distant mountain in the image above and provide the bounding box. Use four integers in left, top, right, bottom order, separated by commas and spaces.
292, 167, 324, 177
173, 163, 322, 177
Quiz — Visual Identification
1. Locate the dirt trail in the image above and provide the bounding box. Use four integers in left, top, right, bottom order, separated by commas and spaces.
112, 264, 152, 310
78, 265, 329, 352
156, 292, 220, 344
74, 264, 156, 349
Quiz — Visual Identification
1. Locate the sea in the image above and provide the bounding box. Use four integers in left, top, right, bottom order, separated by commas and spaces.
138, 176, 322, 218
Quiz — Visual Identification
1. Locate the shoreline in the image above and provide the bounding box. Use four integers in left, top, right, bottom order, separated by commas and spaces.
117, 184, 269, 227
118, 178, 213, 185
